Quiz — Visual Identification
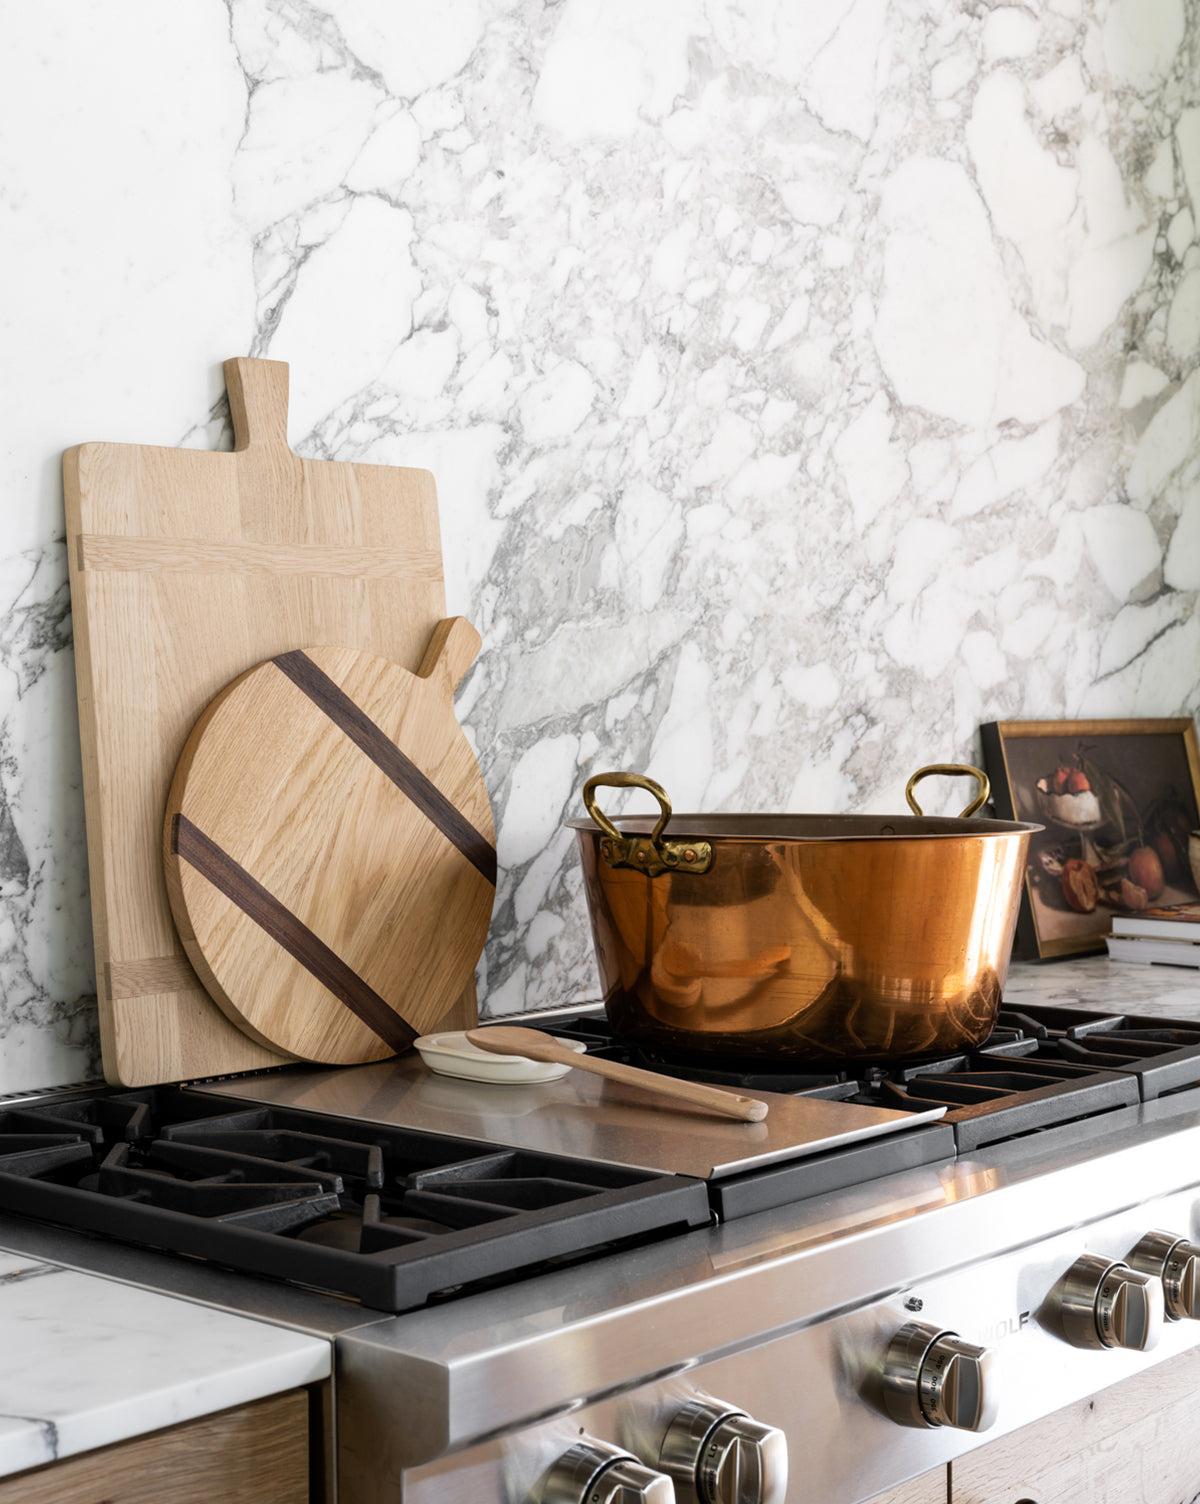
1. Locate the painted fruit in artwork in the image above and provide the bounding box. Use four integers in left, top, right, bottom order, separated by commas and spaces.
1061, 858, 1099, 913
1127, 845, 1165, 901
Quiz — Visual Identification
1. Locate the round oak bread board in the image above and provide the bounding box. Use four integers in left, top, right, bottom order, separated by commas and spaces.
163, 620, 495, 1065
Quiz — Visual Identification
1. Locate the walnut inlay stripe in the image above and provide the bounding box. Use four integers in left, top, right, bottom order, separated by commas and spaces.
272, 650, 498, 885
77, 534, 442, 580
171, 814, 416, 1053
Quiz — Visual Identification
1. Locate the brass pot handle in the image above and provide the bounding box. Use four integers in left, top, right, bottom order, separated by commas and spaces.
905, 764, 991, 819
582, 772, 713, 876
584, 771, 673, 844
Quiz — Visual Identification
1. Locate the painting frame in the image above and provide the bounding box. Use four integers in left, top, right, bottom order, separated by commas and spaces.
981, 718, 1200, 960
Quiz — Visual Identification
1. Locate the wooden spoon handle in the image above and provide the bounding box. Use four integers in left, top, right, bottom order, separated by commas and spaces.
566, 1051, 768, 1122
465, 1027, 768, 1122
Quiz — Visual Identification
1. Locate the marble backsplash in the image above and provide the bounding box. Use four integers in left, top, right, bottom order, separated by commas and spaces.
1, 0, 1199, 1089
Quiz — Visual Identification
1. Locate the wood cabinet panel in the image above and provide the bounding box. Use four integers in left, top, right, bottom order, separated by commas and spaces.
0, 1388, 309, 1504
864, 1468, 949, 1503
951, 1347, 1200, 1504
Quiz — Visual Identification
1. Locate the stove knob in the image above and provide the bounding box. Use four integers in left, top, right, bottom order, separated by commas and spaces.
540, 1439, 674, 1504
1060, 1253, 1163, 1350
659, 1398, 788, 1504
881, 1320, 998, 1431
1127, 1231, 1200, 1321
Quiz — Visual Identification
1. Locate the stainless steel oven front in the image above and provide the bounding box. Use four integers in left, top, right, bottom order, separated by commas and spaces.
335, 1091, 1200, 1503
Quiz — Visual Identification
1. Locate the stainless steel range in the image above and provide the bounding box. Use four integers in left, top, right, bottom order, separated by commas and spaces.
6, 968, 1200, 1504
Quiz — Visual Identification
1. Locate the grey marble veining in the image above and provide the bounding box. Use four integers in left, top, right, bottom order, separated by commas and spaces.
0, 546, 97, 1090
1, 1, 1199, 1086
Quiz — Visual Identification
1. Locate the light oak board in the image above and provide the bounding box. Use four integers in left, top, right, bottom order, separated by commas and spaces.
64, 356, 478, 1085
164, 631, 495, 1065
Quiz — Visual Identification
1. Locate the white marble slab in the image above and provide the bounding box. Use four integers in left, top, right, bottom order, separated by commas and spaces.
0, 1247, 330, 1479
2, 1, 1200, 1092
1006, 955, 1200, 1022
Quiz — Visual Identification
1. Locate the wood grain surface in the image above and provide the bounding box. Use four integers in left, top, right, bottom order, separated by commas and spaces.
0, 1389, 309, 1504
466, 1026, 768, 1120
951, 1345, 1200, 1504
164, 629, 495, 1064
64, 356, 478, 1085
862, 1471, 948, 1504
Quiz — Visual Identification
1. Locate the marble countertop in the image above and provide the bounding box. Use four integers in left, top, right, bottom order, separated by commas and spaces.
0, 1247, 331, 1480
1006, 955, 1200, 1021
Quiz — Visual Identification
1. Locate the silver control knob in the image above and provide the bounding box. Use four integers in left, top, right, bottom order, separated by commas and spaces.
541, 1439, 673, 1504
659, 1398, 788, 1504
881, 1320, 998, 1431
1060, 1253, 1163, 1350
1127, 1230, 1200, 1321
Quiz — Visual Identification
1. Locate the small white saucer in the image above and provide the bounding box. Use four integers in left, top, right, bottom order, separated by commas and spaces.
413, 1030, 587, 1084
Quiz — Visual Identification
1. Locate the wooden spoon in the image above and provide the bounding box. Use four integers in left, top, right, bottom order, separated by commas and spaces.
465, 1026, 769, 1123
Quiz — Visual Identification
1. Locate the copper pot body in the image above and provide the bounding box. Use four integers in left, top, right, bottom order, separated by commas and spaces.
570, 810, 1039, 1063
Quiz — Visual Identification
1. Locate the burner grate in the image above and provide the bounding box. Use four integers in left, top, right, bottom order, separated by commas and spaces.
0, 1095, 151, 1144
992, 1009, 1200, 1100
850, 1060, 1140, 1151
162, 1124, 386, 1186
0, 1090, 711, 1311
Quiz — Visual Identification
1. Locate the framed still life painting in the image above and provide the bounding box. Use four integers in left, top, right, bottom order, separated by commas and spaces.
981, 719, 1200, 959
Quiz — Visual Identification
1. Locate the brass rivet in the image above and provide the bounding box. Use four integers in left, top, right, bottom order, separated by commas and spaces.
683, 849, 696, 863
635, 851, 646, 864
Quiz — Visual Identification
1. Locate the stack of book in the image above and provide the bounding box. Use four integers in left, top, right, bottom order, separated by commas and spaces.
1106, 903, 1200, 968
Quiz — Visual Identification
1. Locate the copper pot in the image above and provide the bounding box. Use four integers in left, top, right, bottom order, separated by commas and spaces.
569, 767, 1042, 1063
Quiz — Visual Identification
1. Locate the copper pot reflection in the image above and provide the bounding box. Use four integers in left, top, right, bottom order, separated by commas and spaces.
569, 768, 1041, 1064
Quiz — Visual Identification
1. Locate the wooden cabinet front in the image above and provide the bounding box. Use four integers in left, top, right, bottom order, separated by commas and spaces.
951, 1346, 1200, 1504
0, 1388, 309, 1504
864, 1469, 949, 1503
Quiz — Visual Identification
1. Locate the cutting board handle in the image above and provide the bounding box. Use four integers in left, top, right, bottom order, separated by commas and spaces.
418, 617, 481, 694
225, 357, 291, 453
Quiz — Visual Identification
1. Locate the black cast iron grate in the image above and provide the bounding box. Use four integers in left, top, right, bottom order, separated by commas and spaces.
0, 1087, 711, 1311
992, 1007, 1200, 1101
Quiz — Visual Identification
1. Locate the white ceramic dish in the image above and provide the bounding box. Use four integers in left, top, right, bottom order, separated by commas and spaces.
413, 1030, 588, 1083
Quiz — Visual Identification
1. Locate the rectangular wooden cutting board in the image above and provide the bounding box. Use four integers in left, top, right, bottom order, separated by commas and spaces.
64, 357, 476, 1086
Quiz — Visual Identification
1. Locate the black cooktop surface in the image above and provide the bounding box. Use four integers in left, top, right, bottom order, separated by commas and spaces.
7, 1003, 1200, 1305
0, 1086, 711, 1311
